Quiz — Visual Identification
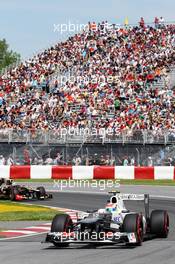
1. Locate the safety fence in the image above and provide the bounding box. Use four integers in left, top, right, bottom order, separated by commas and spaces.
1, 129, 175, 145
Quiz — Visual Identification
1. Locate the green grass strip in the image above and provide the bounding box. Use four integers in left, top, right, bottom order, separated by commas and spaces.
14, 179, 175, 186
0, 201, 61, 221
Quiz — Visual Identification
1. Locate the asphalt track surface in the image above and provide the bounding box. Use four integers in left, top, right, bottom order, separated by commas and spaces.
1, 191, 175, 264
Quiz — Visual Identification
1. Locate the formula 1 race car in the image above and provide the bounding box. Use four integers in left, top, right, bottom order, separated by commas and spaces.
0, 178, 53, 201
45, 191, 169, 247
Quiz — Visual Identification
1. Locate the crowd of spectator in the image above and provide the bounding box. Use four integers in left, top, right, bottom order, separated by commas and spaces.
1, 152, 175, 166
0, 18, 175, 138
0, 153, 129, 166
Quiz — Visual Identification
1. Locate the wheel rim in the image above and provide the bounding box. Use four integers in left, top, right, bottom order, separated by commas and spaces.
64, 217, 73, 232
164, 213, 169, 236
137, 216, 143, 243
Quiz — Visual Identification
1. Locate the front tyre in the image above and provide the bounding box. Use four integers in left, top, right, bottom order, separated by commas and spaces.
123, 214, 143, 246
36, 186, 46, 199
51, 214, 73, 248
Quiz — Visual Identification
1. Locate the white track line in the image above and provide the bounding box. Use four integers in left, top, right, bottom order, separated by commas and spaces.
0, 231, 48, 241
25, 226, 50, 231
2, 230, 37, 234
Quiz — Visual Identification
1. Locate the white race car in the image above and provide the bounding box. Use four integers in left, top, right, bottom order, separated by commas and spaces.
45, 191, 169, 247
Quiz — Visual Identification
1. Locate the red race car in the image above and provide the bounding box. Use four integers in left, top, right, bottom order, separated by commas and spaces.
0, 178, 53, 201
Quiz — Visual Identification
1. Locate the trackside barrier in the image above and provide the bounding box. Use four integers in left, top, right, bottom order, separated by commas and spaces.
1, 166, 175, 180
94, 166, 115, 179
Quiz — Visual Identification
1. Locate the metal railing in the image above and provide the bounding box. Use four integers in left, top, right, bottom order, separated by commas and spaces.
0, 129, 175, 145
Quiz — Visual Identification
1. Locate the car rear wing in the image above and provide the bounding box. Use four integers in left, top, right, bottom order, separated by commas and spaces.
115, 194, 145, 201
108, 192, 148, 201
120, 193, 150, 221
108, 192, 150, 220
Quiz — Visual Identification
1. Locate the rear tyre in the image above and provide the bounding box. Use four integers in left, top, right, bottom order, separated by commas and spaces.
51, 214, 73, 248
123, 214, 143, 246
150, 210, 169, 238
36, 186, 46, 199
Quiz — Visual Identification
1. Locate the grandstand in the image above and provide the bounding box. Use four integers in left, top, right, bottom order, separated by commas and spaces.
0, 20, 175, 166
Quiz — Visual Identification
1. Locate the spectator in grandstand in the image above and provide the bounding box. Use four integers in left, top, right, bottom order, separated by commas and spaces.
6, 155, 14, 165
110, 156, 116, 166
0, 155, 5, 165
45, 156, 53, 165
154, 17, 159, 28
123, 157, 129, 166
38, 157, 44, 165
53, 152, 61, 165
33, 157, 39, 165
139, 17, 145, 28
147, 156, 153, 167
159, 148, 165, 163
168, 157, 173, 166
75, 156, 82, 166
0, 18, 175, 143
130, 156, 135, 166
159, 16, 165, 27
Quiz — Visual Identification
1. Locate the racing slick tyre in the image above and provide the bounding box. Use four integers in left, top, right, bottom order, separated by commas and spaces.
9, 186, 19, 201
123, 214, 143, 246
51, 214, 73, 248
150, 210, 169, 238
36, 186, 46, 199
